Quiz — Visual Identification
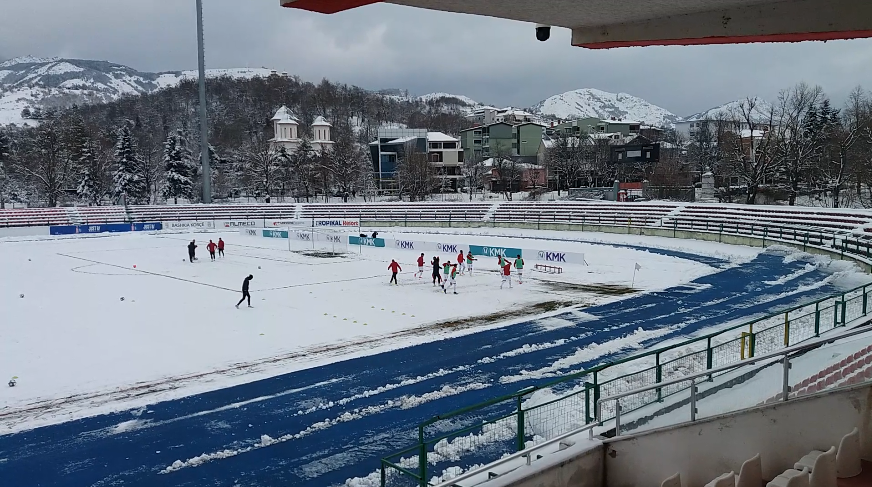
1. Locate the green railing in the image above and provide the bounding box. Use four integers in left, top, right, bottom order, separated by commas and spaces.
380, 282, 872, 487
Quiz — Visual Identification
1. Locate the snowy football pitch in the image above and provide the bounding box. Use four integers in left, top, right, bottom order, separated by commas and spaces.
0, 227, 742, 432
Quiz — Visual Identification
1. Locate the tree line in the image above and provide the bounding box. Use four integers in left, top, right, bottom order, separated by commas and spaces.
0, 74, 472, 207
541, 83, 872, 207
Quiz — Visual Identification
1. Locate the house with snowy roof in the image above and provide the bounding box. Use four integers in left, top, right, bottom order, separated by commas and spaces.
269, 106, 334, 153
368, 128, 464, 191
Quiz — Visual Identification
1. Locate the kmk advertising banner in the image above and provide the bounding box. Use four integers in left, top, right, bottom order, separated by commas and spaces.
529, 249, 586, 265
49, 223, 162, 236
348, 235, 385, 247
261, 229, 289, 239
468, 244, 523, 259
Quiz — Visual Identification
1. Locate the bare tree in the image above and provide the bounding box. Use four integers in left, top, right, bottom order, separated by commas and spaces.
396, 140, 434, 201
771, 83, 827, 205
242, 135, 279, 202
721, 98, 776, 204
13, 119, 74, 207
490, 142, 523, 200
462, 151, 486, 200
330, 127, 363, 202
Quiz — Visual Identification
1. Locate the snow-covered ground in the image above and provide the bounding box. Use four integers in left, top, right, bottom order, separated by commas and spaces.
0, 227, 749, 434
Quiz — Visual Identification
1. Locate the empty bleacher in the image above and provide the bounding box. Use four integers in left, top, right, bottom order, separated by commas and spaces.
299, 202, 493, 222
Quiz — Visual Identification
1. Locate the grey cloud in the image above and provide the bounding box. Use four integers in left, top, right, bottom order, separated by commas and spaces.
3, 0, 872, 117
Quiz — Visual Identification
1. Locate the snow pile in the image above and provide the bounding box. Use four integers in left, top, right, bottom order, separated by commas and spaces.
500, 326, 677, 383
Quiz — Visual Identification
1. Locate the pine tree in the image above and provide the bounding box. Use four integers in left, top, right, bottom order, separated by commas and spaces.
77, 138, 102, 205
162, 130, 195, 204
112, 123, 145, 205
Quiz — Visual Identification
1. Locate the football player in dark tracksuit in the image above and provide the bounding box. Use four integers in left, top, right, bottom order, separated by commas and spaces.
236, 275, 253, 308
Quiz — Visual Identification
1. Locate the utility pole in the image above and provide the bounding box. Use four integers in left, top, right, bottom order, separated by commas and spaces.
196, 0, 212, 203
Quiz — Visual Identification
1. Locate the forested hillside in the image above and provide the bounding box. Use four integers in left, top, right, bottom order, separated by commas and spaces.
0, 73, 472, 206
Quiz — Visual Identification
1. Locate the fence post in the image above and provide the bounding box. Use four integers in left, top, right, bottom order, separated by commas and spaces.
584, 382, 592, 424
706, 336, 713, 371
614, 403, 622, 436
814, 302, 821, 336
834, 299, 840, 328
690, 383, 698, 422
655, 352, 662, 402
448, 212, 452, 228
784, 312, 790, 346
763, 228, 767, 248
719, 223, 723, 243
516, 395, 525, 451
782, 355, 791, 402
418, 426, 427, 487
749, 332, 756, 358
673, 220, 677, 238
863, 285, 868, 315
841, 296, 847, 325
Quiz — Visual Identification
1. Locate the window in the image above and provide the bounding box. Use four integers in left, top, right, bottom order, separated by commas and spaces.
429, 142, 442, 150
458, 151, 464, 162
473, 131, 482, 136
521, 140, 527, 144
443, 142, 457, 149
429, 152, 443, 163
474, 139, 482, 145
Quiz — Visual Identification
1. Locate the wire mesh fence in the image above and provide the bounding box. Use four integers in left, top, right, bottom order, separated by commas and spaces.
379, 276, 870, 487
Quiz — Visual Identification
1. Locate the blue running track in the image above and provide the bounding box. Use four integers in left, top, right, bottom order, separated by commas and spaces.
0, 248, 846, 487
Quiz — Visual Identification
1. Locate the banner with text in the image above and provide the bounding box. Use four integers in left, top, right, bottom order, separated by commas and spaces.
221, 220, 260, 229
348, 235, 385, 247
528, 249, 586, 265
315, 219, 360, 228
163, 220, 215, 230
468, 244, 523, 259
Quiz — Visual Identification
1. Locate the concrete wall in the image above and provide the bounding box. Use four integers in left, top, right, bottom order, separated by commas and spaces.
491, 442, 605, 487
604, 384, 872, 487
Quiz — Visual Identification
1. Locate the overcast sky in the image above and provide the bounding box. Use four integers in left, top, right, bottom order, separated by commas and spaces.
3, 0, 872, 117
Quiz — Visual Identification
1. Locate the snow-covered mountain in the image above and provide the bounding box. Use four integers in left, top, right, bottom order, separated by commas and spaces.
531, 88, 679, 127
682, 98, 774, 122
0, 56, 273, 126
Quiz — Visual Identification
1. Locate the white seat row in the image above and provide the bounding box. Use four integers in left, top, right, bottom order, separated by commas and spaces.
660, 428, 862, 487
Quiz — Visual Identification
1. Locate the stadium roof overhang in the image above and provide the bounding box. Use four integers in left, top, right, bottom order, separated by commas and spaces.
280, 0, 872, 49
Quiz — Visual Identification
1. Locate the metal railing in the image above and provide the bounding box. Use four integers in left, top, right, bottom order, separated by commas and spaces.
380, 282, 872, 487
597, 323, 872, 436
430, 324, 872, 487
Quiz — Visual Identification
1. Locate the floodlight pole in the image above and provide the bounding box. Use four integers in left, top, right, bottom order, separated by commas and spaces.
196, 0, 212, 203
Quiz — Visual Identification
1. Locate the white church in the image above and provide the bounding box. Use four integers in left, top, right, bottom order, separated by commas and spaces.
269, 106, 334, 153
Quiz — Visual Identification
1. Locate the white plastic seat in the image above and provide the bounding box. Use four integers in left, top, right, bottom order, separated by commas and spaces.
736, 454, 762, 487
795, 428, 861, 478
767, 468, 810, 487
704, 471, 735, 487
661, 472, 681, 487
786, 447, 836, 487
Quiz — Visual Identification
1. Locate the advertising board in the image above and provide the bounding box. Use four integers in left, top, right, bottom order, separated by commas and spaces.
530, 249, 586, 265
315, 219, 360, 228
348, 235, 385, 247
268, 220, 306, 227
468, 245, 523, 259
221, 220, 259, 229
164, 221, 215, 230
262, 229, 289, 239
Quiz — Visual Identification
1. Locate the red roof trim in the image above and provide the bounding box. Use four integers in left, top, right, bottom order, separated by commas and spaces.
281, 0, 381, 14
575, 30, 872, 49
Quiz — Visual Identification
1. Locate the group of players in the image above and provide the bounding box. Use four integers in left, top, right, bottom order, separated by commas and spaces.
387, 250, 524, 294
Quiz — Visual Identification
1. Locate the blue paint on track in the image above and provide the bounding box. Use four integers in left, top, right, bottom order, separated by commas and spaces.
0, 249, 843, 487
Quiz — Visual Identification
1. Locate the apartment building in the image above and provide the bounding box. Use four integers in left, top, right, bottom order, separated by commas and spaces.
368, 128, 464, 190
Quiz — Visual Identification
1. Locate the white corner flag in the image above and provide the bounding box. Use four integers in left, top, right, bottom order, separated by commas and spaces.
632, 263, 641, 288
635, 263, 642, 271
